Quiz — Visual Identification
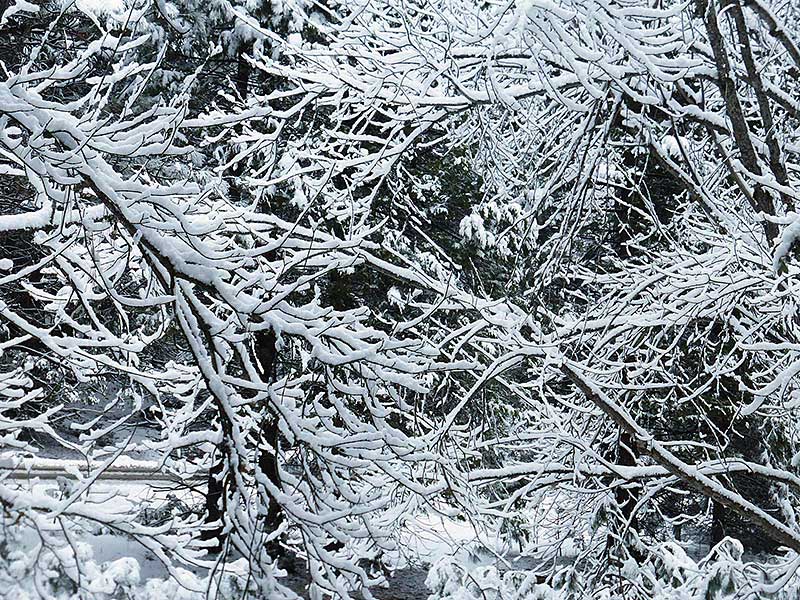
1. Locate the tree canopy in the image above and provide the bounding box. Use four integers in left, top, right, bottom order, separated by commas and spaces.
4, 0, 800, 598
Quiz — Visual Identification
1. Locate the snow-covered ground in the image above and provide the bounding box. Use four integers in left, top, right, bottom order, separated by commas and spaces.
6, 458, 754, 600
2, 460, 492, 599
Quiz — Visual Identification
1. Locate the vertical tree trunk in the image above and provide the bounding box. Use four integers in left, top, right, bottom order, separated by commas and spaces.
235, 47, 251, 100
615, 431, 639, 531
254, 330, 282, 534
201, 330, 281, 554
201, 453, 227, 552
231, 29, 286, 553
200, 42, 257, 553
711, 499, 726, 547
607, 430, 643, 564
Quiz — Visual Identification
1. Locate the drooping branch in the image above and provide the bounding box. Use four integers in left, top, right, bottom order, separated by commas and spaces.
561, 360, 800, 553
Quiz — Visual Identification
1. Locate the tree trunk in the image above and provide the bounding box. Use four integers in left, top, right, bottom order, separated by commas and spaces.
607, 430, 643, 564
201, 453, 227, 553
199, 40, 258, 554
711, 499, 726, 546
254, 331, 285, 543
615, 431, 639, 529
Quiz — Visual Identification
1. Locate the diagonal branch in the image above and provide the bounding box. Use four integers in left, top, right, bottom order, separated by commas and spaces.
561, 359, 800, 553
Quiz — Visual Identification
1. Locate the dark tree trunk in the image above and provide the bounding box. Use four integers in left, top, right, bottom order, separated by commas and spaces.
235, 47, 251, 100
615, 431, 639, 530
199, 40, 258, 554
711, 499, 726, 547
200, 330, 281, 554
254, 330, 282, 532
201, 453, 227, 553
607, 430, 643, 564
